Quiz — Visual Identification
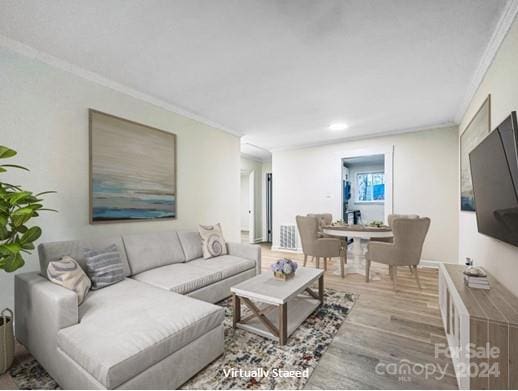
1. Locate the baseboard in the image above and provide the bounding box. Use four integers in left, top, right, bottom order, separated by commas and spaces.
271, 246, 303, 253
419, 259, 442, 269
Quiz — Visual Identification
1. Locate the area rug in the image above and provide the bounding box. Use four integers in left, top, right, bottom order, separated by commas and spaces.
10, 289, 356, 390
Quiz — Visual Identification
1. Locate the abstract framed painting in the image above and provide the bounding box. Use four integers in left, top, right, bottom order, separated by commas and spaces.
460, 94, 490, 212
89, 109, 176, 223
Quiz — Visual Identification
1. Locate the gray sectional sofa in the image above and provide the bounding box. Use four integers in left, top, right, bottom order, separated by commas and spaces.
14, 230, 261, 389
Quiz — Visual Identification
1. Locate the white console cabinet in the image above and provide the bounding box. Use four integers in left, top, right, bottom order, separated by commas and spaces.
439, 263, 518, 389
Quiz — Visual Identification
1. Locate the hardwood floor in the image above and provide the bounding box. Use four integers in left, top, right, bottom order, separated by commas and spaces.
260, 243, 458, 390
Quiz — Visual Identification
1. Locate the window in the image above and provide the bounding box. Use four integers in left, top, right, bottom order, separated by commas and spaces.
356, 172, 384, 202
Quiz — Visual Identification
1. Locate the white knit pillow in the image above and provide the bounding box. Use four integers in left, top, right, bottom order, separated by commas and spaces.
47, 256, 91, 305
198, 223, 228, 259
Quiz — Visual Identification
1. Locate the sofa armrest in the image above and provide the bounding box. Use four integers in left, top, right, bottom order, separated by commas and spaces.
15, 272, 79, 351
227, 242, 261, 274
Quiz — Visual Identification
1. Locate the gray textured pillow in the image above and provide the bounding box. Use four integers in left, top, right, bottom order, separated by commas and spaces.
84, 244, 125, 290
47, 256, 91, 305
198, 223, 228, 259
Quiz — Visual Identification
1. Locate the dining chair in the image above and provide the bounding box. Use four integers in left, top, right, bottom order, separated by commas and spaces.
307, 213, 333, 237
370, 214, 419, 243
296, 215, 345, 277
365, 217, 431, 291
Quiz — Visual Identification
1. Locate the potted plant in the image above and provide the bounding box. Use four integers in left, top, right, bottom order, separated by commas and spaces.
0, 146, 55, 374
271, 258, 298, 281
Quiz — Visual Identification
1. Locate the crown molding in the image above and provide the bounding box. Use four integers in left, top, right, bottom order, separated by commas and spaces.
0, 34, 242, 138
240, 142, 272, 162
269, 121, 456, 153
454, 0, 518, 123
240, 153, 265, 163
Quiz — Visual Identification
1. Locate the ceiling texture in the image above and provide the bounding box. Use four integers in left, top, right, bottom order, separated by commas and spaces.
0, 0, 511, 160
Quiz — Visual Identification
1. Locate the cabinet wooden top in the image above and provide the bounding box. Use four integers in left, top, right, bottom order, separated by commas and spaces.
442, 263, 518, 325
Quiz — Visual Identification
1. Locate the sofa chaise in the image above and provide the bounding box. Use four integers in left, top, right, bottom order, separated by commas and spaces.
15, 230, 261, 389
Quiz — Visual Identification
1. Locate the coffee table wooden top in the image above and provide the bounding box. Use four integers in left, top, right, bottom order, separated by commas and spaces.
231, 267, 323, 305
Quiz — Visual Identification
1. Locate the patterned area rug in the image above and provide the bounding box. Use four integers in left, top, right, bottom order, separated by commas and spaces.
10, 289, 356, 390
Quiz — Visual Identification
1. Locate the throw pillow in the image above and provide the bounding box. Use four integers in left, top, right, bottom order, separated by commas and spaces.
198, 223, 228, 259
84, 244, 125, 290
47, 256, 91, 305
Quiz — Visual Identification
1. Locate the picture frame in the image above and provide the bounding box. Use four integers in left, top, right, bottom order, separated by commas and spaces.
460, 94, 491, 212
89, 109, 177, 223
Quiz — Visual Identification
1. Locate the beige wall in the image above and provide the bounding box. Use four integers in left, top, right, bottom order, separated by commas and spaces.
0, 48, 241, 310
459, 15, 518, 296
272, 126, 459, 263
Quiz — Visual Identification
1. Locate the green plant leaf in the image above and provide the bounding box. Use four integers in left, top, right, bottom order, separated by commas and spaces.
0, 243, 21, 255
0, 226, 8, 241
16, 225, 28, 233
38, 208, 58, 213
0, 146, 16, 159
7, 191, 32, 205
11, 207, 34, 227
2, 253, 24, 272
2, 183, 22, 191
0, 146, 56, 274
22, 243, 34, 254
0, 164, 29, 171
20, 226, 41, 244
35, 191, 57, 197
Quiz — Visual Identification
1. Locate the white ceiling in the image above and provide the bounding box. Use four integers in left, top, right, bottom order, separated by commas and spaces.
0, 0, 510, 159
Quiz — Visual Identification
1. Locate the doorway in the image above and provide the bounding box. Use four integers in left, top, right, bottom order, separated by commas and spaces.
341, 150, 393, 225
240, 170, 255, 244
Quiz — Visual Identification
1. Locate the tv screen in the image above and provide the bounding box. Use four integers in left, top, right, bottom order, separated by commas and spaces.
469, 112, 518, 247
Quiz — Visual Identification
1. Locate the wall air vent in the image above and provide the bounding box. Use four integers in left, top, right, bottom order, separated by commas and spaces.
279, 225, 297, 250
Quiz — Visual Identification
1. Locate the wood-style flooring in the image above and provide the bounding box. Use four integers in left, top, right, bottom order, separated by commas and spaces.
259, 242, 458, 390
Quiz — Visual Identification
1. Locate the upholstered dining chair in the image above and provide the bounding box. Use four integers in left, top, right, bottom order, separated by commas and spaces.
307, 213, 333, 237
365, 217, 431, 291
370, 214, 419, 243
296, 215, 345, 277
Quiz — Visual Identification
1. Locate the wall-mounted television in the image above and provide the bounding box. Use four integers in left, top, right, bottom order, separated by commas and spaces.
469, 111, 518, 247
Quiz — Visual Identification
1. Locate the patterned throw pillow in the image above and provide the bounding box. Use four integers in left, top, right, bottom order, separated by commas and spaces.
47, 256, 91, 305
84, 244, 125, 290
198, 223, 228, 259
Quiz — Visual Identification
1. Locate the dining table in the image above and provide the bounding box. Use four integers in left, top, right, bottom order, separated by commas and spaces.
322, 224, 393, 276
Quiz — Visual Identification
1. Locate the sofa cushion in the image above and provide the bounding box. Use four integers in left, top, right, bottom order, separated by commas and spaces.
57, 278, 224, 389
189, 255, 256, 279
38, 236, 132, 278
47, 256, 91, 305
122, 231, 186, 275
132, 263, 222, 294
198, 223, 228, 259
84, 244, 125, 290
177, 231, 203, 261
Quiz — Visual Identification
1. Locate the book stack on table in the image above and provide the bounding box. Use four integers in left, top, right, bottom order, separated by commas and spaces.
464, 274, 490, 290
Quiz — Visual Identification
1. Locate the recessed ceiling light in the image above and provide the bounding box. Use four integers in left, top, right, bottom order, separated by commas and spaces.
329, 122, 348, 131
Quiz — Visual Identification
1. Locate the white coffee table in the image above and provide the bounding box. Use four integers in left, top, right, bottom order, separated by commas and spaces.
231, 267, 324, 345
